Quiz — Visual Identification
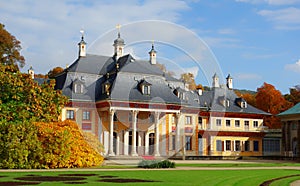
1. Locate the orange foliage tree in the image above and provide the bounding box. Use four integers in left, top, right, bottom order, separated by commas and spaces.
35, 120, 104, 168
235, 91, 257, 107
256, 82, 292, 129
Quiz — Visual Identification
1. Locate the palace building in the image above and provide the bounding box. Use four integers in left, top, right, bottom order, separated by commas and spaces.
54, 29, 269, 158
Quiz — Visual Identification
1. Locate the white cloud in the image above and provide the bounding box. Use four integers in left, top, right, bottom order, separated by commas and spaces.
235, 73, 262, 80
285, 59, 300, 72
236, 0, 300, 5
0, 0, 190, 73
218, 28, 236, 35
258, 7, 300, 30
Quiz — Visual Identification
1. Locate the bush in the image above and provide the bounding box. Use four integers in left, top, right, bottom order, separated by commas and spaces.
138, 159, 175, 169
35, 120, 104, 168
0, 121, 43, 169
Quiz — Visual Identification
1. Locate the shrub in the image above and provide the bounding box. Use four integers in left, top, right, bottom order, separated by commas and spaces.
0, 121, 43, 169
35, 120, 104, 168
138, 159, 175, 169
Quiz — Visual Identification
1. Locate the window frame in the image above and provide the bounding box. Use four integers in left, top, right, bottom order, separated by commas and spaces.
66, 110, 75, 120
225, 140, 231, 151
253, 141, 259, 152
82, 110, 91, 121
226, 120, 231, 127
216, 119, 222, 127
185, 136, 192, 150
253, 121, 259, 128
235, 120, 240, 127
185, 116, 192, 125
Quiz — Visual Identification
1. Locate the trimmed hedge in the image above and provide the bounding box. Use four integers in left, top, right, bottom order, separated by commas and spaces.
138, 159, 175, 168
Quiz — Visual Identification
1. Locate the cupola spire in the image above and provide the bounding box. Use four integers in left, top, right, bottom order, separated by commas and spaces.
149, 41, 157, 65
212, 73, 219, 88
78, 29, 86, 57
113, 24, 125, 60
226, 74, 233, 89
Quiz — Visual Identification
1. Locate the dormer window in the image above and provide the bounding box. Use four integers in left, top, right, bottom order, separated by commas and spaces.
139, 79, 151, 95
241, 101, 247, 108
235, 98, 247, 109
102, 81, 111, 95
73, 79, 84, 94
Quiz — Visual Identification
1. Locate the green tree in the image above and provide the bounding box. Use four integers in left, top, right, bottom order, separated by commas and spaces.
0, 23, 25, 69
0, 64, 68, 122
284, 88, 300, 105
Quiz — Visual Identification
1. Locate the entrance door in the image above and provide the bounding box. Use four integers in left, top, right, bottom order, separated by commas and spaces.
128, 131, 132, 155
198, 134, 203, 156
149, 133, 155, 155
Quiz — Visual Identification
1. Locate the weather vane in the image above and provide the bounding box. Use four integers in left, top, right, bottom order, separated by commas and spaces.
80, 29, 84, 37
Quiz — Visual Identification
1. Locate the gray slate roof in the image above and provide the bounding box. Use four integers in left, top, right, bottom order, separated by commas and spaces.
54, 52, 269, 116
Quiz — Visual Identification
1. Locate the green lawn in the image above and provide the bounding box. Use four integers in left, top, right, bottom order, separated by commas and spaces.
176, 163, 300, 167
1, 169, 300, 185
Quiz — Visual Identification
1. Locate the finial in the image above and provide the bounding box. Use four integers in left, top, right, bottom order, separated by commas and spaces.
116, 24, 121, 38
80, 29, 84, 40
152, 40, 154, 49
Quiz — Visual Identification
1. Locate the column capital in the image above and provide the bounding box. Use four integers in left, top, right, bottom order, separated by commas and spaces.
131, 110, 139, 116
109, 109, 115, 115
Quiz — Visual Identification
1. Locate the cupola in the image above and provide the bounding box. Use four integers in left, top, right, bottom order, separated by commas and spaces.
28, 66, 34, 79
78, 29, 87, 57
212, 73, 219, 88
113, 24, 125, 60
226, 74, 233, 89
149, 42, 157, 65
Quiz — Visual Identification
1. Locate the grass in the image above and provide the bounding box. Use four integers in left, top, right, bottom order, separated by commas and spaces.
176, 163, 300, 167
1, 169, 300, 185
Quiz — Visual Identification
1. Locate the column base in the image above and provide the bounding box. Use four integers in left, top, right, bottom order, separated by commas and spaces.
154, 153, 160, 157
108, 152, 115, 156
131, 153, 138, 156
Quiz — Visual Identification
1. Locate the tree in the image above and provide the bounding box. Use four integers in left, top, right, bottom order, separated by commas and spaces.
255, 82, 292, 129
284, 88, 300, 105
235, 91, 257, 107
0, 23, 25, 69
256, 82, 292, 115
48, 66, 64, 78
180, 72, 197, 90
0, 64, 68, 122
155, 63, 174, 77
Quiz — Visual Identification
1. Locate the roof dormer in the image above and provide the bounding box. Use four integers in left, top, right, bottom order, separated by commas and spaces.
139, 79, 151, 95
235, 98, 247, 108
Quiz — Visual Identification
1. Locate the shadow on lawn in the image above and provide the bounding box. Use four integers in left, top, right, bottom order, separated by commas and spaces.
260, 174, 300, 186
0, 173, 160, 185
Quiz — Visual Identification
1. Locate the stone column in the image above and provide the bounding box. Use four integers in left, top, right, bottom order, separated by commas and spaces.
108, 109, 115, 156
175, 113, 181, 153
154, 112, 160, 156
145, 132, 149, 155
124, 130, 129, 155
131, 110, 138, 156
116, 133, 120, 156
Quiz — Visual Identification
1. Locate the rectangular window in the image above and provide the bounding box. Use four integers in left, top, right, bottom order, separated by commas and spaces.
225, 140, 231, 151
149, 114, 154, 123
253, 141, 259, 152
244, 120, 249, 130
235, 120, 240, 127
216, 119, 222, 126
143, 85, 150, 95
292, 123, 297, 130
82, 123, 92, 130
82, 111, 90, 120
216, 140, 222, 151
66, 110, 75, 120
185, 136, 192, 150
253, 121, 258, 128
244, 141, 250, 151
198, 116, 202, 124
226, 120, 231, 127
186, 116, 192, 125
172, 115, 175, 124
172, 135, 176, 150
235, 140, 241, 151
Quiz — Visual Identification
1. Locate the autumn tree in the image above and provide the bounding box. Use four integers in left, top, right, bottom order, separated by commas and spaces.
180, 72, 197, 90
48, 66, 64, 78
235, 91, 257, 107
256, 82, 292, 129
155, 63, 174, 77
0, 23, 25, 69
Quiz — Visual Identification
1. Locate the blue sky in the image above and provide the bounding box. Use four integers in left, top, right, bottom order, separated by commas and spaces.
1, 0, 300, 93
